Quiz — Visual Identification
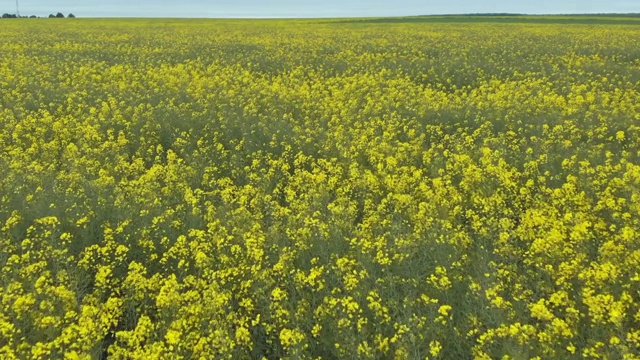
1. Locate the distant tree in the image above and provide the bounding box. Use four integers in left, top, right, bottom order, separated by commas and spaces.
56, 12, 65, 18
2, 13, 17, 18
48, 14, 55, 18
29, 15, 36, 18
68, 13, 76, 18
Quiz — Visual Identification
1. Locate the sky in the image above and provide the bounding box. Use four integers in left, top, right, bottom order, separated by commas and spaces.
7, 0, 640, 18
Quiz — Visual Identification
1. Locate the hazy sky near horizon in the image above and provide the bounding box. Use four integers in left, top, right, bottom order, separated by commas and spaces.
8, 0, 640, 18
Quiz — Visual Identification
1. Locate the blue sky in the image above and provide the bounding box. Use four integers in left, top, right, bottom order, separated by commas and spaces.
8, 0, 640, 18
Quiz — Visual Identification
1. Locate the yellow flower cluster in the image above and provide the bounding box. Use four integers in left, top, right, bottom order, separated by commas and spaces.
1, 16, 640, 359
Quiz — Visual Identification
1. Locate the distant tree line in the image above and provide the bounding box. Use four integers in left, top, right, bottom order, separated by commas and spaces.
2, 12, 75, 18
461, 13, 525, 16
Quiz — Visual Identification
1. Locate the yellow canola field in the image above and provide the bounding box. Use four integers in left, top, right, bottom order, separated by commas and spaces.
1, 18, 640, 359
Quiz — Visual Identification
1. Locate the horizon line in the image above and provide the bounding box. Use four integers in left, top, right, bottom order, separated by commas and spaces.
5, 12, 640, 19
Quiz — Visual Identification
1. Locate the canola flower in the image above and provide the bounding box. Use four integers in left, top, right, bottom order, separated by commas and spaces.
1, 17, 640, 359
